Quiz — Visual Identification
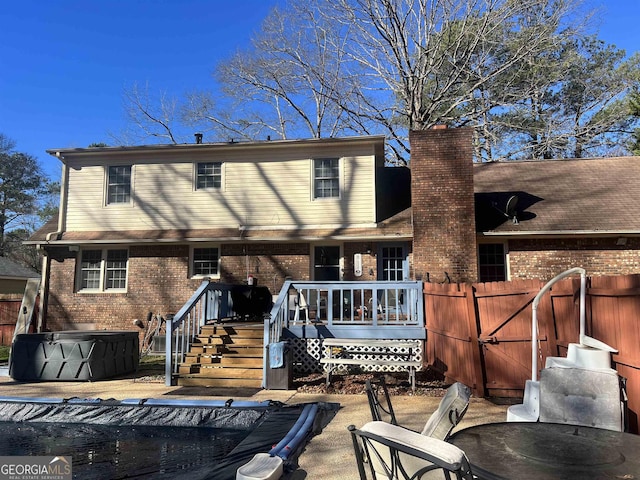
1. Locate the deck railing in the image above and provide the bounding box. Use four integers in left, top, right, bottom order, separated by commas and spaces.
165, 281, 236, 386
167, 280, 424, 387
263, 280, 425, 382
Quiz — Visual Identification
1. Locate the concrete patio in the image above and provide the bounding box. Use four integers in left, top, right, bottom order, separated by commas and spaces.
0, 373, 508, 479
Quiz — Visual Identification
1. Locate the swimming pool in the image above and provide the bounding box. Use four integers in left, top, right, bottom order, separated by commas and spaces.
0, 397, 336, 479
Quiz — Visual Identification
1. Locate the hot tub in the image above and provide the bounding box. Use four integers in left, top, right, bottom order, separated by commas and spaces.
9, 330, 139, 381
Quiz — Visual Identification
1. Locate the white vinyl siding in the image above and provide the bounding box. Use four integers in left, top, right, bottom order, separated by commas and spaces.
63, 142, 378, 232
78, 248, 128, 292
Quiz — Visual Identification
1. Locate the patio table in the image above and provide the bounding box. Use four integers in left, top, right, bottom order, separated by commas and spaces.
449, 422, 640, 480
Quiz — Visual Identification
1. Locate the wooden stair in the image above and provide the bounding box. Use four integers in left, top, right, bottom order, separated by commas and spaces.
177, 324, 264, 388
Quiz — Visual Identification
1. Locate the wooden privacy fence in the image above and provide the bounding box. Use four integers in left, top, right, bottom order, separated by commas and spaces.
424, 274, 640, 434
0, 300, 22, 346
0, 299, 37, 346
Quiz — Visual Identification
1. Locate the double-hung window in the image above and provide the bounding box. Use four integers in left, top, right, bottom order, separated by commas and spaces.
107, 165, 132, 204
196, 162, 222, 190
191, 246, 220, 278
313, 158, 339, 199
79, 249, 128, 292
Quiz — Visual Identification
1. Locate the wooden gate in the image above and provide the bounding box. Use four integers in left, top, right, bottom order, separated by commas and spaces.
423, 282, 485, 395
475, 279, 547, 397
425, 278, 582, 398
425, 274, 640, 433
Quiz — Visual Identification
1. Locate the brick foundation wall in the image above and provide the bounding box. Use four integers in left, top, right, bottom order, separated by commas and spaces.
508, 238, 640, 279
410, 128, 478, 282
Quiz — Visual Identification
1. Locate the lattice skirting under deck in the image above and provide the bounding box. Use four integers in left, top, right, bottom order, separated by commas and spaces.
289, 338, 424, 375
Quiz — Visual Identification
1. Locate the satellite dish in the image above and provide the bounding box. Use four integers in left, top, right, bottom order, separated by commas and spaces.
505, 195, 519, 224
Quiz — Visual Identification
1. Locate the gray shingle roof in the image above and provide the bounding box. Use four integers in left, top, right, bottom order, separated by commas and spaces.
0, 257, 39, 279
474, 156, 640, 234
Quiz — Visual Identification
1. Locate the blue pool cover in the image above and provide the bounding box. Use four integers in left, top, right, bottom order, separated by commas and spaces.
0, 397, 338, 479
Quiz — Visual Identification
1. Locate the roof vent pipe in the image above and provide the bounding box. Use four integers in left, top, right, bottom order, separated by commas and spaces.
194, 133, 203, 144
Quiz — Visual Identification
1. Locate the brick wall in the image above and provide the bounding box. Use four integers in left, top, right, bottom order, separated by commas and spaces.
46, 245, 199, 332
410, 128, 478, 282
44, 241, 400, 330
45, 243, 314, 331
343, 242, 378, 280
220, 243, 310, 292
508, 238, 640, 279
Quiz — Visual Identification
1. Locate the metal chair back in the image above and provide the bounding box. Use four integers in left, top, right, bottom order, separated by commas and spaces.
349, 421, 474, 480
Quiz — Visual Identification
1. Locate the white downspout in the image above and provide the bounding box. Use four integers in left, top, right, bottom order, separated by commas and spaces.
38, 155, 69, 332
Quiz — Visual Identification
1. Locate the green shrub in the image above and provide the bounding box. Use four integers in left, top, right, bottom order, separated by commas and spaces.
0, 346, 10, 363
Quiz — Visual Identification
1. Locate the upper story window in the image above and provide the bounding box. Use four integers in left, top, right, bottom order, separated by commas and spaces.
78, 248, 128, 292
314, 158, 339, 199
107, 165, 132, 204
196, 162, 222, 189
191, 246, 220, 278
478, 243, 507, 282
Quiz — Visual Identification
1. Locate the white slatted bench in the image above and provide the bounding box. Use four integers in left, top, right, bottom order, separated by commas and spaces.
320, 338, 422, 391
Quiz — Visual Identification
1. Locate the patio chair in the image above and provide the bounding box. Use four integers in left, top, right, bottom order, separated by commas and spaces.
349, 421, 475, 480
290, 291, 309, 323
366, 377, 471, 441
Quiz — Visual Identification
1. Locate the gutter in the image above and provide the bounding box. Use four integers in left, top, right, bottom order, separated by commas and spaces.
26, 233, 414, 246
480, 230, 640, 237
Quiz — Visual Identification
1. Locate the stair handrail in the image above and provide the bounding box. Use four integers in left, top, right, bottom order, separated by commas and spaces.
263, 280, 293, 387
531, 268, 586, 382
165, 280, 235, 386
531, 267, 619, 382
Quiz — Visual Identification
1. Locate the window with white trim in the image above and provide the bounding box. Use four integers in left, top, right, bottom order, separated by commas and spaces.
380, 245, 406, 281
478, 243, 507, 282
313, 158, 339, 198
107, 165, 132, 204
78, 248, 128, 292
191, 246, 220, 277
196, 162, 222, 189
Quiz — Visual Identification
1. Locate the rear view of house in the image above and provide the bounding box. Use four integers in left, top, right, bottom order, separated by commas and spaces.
30, 135, 411, 331
28, 127, 640, 333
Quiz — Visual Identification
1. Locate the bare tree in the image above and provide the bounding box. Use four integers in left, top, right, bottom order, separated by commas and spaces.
119, 0, 639, 161
116, 82, 181, 145
181, 2, 355, 142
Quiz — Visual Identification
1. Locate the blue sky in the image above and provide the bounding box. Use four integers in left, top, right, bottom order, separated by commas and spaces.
1, 0, 638, 181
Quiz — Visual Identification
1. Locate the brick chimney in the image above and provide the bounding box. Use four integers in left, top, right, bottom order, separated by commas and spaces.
410, 127, 478, 283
